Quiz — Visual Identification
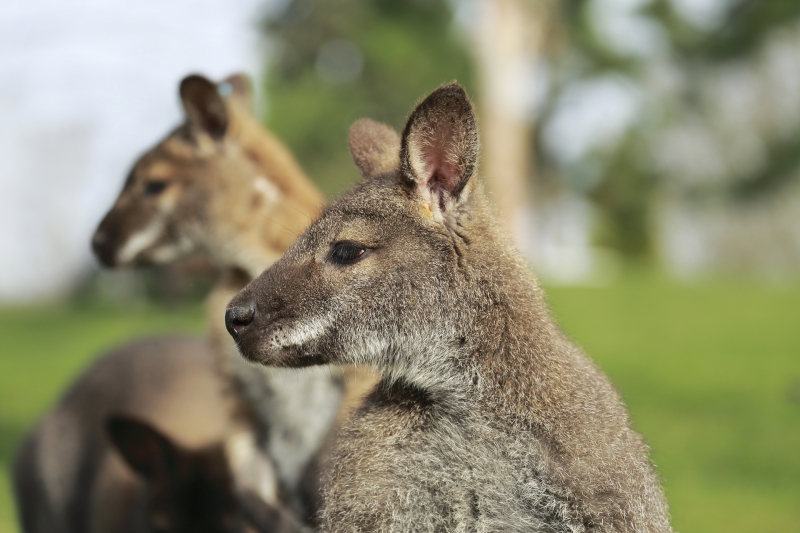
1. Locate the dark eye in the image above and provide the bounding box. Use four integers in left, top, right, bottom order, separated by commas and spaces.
143, 181, 169, 196
329, 241, 367, 265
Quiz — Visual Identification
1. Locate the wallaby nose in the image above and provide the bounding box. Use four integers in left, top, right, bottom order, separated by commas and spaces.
225, 304, 256, 338
91, 231, 116, 267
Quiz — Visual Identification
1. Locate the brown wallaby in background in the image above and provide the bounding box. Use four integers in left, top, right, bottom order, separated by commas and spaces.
91, 73, 377, 515
226, 84, 672, 532
12, 337, 297, 533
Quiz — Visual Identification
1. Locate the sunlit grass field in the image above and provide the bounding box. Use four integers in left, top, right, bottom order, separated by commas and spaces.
1, 275, 798, 533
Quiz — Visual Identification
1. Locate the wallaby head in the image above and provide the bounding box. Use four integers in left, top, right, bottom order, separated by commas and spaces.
92, 73, 321, 276
226, 83, 492, 383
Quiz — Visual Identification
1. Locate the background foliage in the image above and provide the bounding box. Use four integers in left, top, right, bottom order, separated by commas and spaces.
262, 0, 800, 264
541, 0, 800, 259
261, 0, 474, 196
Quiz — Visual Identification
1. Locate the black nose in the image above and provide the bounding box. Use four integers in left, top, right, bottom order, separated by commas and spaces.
91, 231, 116, 267
225, 305, 256, 338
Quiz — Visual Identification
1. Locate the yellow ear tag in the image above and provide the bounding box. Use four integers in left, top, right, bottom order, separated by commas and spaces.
419, 203, 433, 218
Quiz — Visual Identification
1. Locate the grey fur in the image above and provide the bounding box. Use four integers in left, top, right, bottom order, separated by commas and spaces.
228, 84, 672, 532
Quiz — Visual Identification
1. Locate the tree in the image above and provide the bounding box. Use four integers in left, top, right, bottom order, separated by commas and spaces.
261, 0, 474, 197
539, 0, 800, 259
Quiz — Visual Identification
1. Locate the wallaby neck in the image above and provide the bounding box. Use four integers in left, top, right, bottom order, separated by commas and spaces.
226, 100, 324, 210
215, 100, 323, 278
382, 199, 571, 420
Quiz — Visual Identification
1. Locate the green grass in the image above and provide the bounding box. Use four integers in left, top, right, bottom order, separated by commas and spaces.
545, 275, 800, 533
1, 276, 799, 533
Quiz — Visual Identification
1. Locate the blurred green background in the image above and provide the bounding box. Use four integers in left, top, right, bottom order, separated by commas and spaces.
3, 0, 800, 532
263, 0, 800, 275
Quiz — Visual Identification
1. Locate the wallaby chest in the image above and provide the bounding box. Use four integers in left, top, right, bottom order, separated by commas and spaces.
321, 381, 573, 533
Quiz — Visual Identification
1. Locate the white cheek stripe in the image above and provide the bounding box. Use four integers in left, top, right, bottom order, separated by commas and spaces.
116, 217, 166, 264
149, 232, 195, 263
272, 315, 332, 348
254, 176, 282, 207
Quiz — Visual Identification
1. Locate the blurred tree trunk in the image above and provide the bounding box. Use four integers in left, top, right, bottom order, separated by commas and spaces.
474, 0, 556, 254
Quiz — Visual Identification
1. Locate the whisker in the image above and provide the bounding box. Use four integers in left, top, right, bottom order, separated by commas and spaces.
285, 203, 315, 224
262, 217, 302, 238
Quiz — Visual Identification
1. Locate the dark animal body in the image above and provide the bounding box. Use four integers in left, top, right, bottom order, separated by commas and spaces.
227, 84, 672, 532
12, 336, 302, 533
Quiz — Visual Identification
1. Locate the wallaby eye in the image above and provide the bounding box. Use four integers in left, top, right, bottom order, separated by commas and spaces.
329, 241, 367, 265
143, 181, 169, 196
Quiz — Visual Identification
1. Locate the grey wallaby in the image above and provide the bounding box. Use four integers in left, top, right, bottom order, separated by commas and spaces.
12, 337, 301, 533
226, 84, 672, 532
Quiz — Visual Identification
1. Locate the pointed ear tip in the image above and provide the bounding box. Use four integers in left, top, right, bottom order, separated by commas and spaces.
349, 118, 399, 144
222, 73, 253, 92
179, 74, 215, 97
432, 82, 469, 98
179, 73, 203, 87
226, 72, 250, 82
442, 81, 465, 90
349, 118, 373, 136
446, 84, 473, 107
412, 83, 474, 119
349, 118, 401, 178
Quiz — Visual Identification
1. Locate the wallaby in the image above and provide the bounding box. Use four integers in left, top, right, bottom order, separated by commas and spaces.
12, 336, 296, 533
91, 73, 377, 518
226, 84, 672, 532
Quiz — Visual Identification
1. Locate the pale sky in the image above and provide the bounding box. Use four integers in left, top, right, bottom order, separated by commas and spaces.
0, 0, 268, 301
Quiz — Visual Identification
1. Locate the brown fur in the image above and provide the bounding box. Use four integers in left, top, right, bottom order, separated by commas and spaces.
227, 84, 672, 532
92, 74, 323, 274
12, 337, 299, 533
90, 74, 378, 519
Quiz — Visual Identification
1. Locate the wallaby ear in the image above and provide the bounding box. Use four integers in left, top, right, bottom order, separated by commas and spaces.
106, 415, 179, 481
400, 83, 478, 215
180, 74, 229, 140
349, 119, 401, 180
218, 73, 254, 111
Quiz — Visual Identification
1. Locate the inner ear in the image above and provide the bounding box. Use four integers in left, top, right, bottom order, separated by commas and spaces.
180, 74, 229, 140
407, 120, 463, 198
106, 415, 179, 480
400, 83, 478, 211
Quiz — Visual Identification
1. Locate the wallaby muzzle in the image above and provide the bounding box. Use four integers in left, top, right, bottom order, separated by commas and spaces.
91, 226, 117, 267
